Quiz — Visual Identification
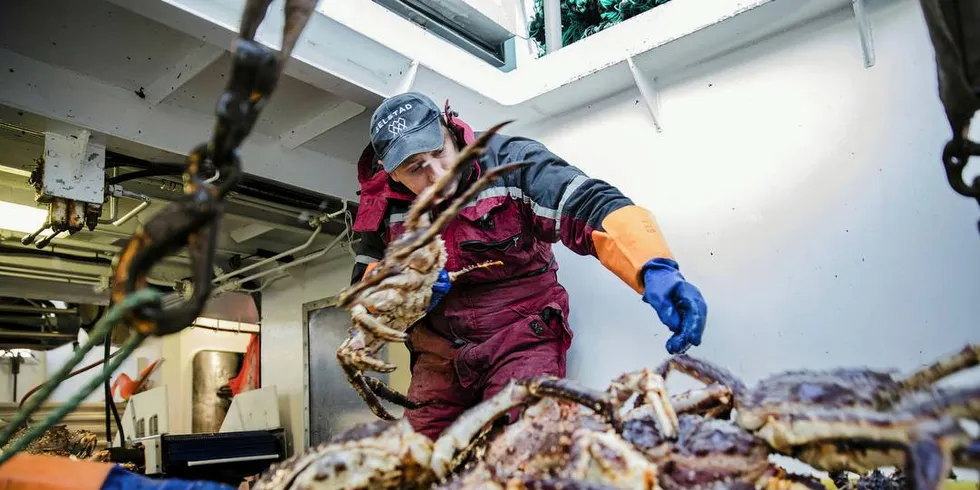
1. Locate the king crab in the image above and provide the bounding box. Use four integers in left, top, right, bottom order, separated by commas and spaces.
1, 424, 98, 460
252, 375, 633, 489
440, 369, 819, 490
334, 121, 528, 421
652, 344, 980, 490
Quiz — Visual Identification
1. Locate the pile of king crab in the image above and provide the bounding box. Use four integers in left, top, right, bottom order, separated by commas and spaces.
255, 123, 978, 490
251, 343, 979, 490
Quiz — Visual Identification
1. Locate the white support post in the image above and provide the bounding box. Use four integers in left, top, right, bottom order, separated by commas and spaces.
395, 60, 420, 95
626, 57, 662, 133
143, 43, 226, 105
544, 0, 562, 54
852, 0, 875, 68
278, 99, 366, 150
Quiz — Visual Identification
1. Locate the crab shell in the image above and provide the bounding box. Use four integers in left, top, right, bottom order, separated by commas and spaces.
252, 419, 436, 490
455, 396, 659, 489
343, 234, 447, 354
480, 397, 606, 478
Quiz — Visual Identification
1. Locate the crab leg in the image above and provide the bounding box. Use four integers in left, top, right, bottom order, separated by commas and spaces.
418, 162, 532, 250
430, 375, 615, 480
532, 376, 617, 421
655, 354, 749, 406
401, 121, 512, 232
894, 344, 980, 398
363, 375, 431, 410
608, 370, 679, 438
345, 349, 397, 373
392, 161, 532, 266
669, 383, 733, 418
448, 260, 504, 281
902, 385, 980, 420
906, 418, 975, 490
337, 263, 403, 308
350, 305, 408, 343
339, 361, 398, 421
431, 379, 533, 479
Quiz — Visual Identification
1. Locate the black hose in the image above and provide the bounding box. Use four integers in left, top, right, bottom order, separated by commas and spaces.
11, 358, 18, 404
108, 168, 184, 185
0, 245, 112, 266
104, 151, 163, 169
104, 326, 125, 448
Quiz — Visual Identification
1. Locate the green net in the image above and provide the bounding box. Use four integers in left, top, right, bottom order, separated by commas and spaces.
527, 0, 674, 57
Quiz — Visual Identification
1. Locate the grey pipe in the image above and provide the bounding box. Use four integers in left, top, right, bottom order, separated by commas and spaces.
0, 305, 78, 315
0, 329, 77, 340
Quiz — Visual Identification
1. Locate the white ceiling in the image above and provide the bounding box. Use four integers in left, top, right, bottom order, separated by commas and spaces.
0, 0, 376, 200
0, 0, 367, 311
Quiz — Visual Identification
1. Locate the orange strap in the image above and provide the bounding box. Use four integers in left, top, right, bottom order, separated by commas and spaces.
363, 261, 379, 278
0, 454, 113, 490
591, 205, 674, 295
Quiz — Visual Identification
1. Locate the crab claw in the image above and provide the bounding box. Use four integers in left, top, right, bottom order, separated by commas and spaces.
608, 370, 679, 439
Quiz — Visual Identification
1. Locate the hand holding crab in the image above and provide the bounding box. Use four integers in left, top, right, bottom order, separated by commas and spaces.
335, 122, 523, 421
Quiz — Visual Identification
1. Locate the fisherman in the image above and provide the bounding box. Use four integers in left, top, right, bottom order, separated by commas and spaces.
350, 92, 707, 439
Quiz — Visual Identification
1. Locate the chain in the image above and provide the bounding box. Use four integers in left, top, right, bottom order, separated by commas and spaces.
109, 0, 319, 336
0, 0, 322, 466
942, 135, 980, 232
917, 0, 980, 234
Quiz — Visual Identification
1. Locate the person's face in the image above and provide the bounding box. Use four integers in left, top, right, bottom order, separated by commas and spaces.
384, 125, 461, 196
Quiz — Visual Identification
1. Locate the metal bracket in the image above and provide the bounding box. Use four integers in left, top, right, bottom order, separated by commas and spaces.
852, 0, 875, 68
627, 57, 663, 132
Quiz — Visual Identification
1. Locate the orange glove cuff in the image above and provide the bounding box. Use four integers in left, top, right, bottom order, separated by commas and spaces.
363, 261, 379, 277
0, 453, 114, 489
591, 205, 675, 295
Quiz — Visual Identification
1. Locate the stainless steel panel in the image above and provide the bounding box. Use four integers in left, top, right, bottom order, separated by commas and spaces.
306, 304, 397, 445
191, 350, 242, 433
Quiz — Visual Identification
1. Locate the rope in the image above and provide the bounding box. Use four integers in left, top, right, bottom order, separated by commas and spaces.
0, 289, 160, 464
527, 0, 674, 56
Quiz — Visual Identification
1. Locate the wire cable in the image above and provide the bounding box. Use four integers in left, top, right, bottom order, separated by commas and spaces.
104, 323, 125, 448
17, 349, 122, 410
0, 331, 145, 466
0, 289, 160, 456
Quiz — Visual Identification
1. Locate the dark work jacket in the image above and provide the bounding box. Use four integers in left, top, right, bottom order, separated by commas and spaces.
349, 116, 634, 387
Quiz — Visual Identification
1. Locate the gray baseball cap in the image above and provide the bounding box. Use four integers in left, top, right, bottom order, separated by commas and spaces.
369, 92, 444, 173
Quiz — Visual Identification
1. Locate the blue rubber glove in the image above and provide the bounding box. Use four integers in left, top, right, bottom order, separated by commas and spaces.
641, 258, 707, 355
101, 465, 237, 490
427, 268, 451, 312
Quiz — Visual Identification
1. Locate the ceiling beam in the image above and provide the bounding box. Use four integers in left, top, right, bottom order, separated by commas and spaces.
279, 99, 365, 150
143, 42, 226, 105
104, 0, 393, 108
0, 47, 360, 202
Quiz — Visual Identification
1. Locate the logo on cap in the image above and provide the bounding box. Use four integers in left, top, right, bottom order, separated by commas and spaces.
374, 103, 414, 134
387, 117, 408, 136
